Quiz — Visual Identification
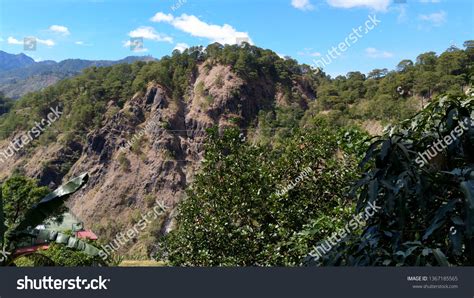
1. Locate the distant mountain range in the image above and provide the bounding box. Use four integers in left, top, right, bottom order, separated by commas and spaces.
0, 51, 36, 71
0, 50, 155, 99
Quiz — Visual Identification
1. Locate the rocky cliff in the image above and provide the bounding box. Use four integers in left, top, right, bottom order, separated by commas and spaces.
0, 57, 315, 257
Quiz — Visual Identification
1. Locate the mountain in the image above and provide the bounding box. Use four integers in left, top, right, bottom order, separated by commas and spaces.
0, 43, 471, 258
0, 51, 36, 71
0, 44, 317, 256
0, 51, 155, 99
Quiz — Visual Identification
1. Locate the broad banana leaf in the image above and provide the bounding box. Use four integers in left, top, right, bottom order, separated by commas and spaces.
7, 173, 89, 240
0, 173, 104, 265
14, 229, 101, 257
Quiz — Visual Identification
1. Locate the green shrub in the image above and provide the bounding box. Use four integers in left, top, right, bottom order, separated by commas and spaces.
308, 93, 474, 266
38, 243, 103, 266
163, 124, 358, 266
214, 74, 225, 89
118, 152, 131, 172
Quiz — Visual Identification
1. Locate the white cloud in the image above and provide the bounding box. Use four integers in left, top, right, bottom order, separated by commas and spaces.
75, 41, 92, 46
419, 10, 446, 26
49, 25, 70, 35
151, 13, 252, 45
37, 38, 55, 46
365, 47, 393, 58
7, 37, 23, 45
8, 36, 55, 46
291, 0, 314, 11
128, 26, 173, 43
327, 0, 390, 11
132, 47, 149, 53
150, 12, 174, 22
173, 42, 189, 52
0, 37, 3, 42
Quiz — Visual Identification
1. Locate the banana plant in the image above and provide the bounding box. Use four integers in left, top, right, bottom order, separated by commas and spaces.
0, 173, 102, 266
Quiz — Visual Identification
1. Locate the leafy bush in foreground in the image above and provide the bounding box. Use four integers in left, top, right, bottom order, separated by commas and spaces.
307, 93, 474, 266
163, 125, 358, 266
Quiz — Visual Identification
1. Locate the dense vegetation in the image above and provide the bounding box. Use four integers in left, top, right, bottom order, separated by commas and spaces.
0, 92, 13, 116
306, 93, 474, 266
0, 41, 472, 266
1, 41, 471, 144
1, 176, 50, 236
304, 41, 473, 129
14, 243, 101, 267
0, 51, 154, 99
0, 175, 104, 267
163, 92, 473, 266
163, 124, 361, 266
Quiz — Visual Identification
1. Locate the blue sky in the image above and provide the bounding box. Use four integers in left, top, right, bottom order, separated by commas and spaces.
0, 0, 472, 76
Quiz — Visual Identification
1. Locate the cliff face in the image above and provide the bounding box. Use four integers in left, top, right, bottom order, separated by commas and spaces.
0, 60, 314, 256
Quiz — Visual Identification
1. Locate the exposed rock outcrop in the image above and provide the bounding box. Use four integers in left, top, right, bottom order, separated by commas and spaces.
0, 61, 315, 256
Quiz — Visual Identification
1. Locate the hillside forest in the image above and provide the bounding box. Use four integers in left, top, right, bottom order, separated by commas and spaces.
0, 40, 473, 266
